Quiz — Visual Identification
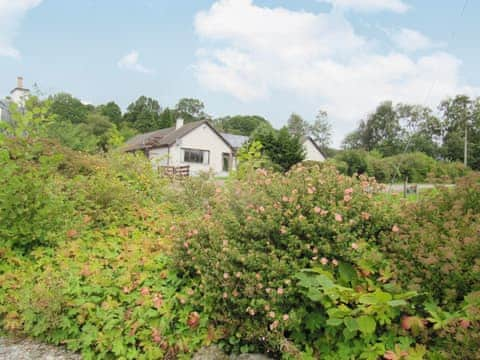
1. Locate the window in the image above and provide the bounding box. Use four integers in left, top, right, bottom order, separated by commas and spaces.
222, 153, 230, 172
183, 148, 209, 164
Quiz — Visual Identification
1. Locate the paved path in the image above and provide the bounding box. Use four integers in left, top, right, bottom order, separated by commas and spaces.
0, 337, 80, 360
383, 183, 455, 193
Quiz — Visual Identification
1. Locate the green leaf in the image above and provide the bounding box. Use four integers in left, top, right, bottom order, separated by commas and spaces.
357, 315, 376, 335
359, 290, 392, 305
344, 317, 358, 332
338, 262, 357, 284
326, 318, 343, 326
387, 299, 407, 307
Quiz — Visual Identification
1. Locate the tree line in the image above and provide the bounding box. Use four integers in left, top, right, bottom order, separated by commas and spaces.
3, 90, 479, 174
342, 96, 480, 170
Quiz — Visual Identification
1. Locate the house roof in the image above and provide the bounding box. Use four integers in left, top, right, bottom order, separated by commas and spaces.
220, 132, 249, 150
123, 120, 235, 152
301, 136, 327, 159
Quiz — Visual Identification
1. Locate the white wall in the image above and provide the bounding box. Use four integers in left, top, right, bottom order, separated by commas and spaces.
149, 148, 170, 168
303, 139, 325, 162
10, 89, 29, 108
149, 124, 235, 176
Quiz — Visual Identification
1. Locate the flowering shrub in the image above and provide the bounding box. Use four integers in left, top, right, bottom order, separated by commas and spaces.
174, 163, 402, 355
0, 221, 209, 359
379, 173, 480, 307
1, 137, 478, 359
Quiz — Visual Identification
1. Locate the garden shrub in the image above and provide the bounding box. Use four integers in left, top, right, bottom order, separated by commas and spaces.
379, 173, 480, 307
173, 163, 405, 356
0, 219, 209, 359
0, 139, 77, 252
0, 137, 169, 250
1, 135, 479, 359
334, 149, 469, 183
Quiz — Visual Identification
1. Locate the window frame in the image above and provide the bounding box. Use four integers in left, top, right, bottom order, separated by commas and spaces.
222, 153, 230, 172
181, 148, 210, 165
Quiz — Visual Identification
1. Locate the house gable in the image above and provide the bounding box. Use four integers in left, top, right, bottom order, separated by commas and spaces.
303, 137, 326, 162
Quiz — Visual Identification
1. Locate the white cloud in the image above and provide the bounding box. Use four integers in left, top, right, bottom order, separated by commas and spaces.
194, 0, 476, 145
318, 0, 409, 13
0, 0, 42, 58
117, 50, 154, 74
390, 28, 442, 52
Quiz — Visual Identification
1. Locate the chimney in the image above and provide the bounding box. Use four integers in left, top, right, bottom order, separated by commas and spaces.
17, 76, 24, 89
176, 118, 184, 130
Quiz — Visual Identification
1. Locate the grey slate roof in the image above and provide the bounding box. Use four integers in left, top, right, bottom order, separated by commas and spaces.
123, 120, 236, 152
220, 133, 249, 150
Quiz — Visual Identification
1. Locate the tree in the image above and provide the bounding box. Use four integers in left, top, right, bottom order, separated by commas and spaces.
158, 108, 176, 129
123, 96, 162, 133
174, 98, 210, 123
97, 101, 122, 126
287, 113, 308, 137
1, 96, 52, 138
250, 125, 305, 171
48, 93, 90, 124
342, 129, 363, 150
439, 95, 480, 168
309, 110, 332, 149
214, 115, 270, 136
396, 103, 441, 158
342, 101, 403, 156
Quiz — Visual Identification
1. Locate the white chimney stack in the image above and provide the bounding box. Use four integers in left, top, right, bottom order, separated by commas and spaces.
176, 118, 184, 130
17, 76, 24, 89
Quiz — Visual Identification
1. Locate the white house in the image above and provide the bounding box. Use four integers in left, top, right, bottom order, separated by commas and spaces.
124, 120, 326, 176
9, 77, 30, 108
1, 77, 30, 122
124, 119, 238, 176
0, 100, 9, 123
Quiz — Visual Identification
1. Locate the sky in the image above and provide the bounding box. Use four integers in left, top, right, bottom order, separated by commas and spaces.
0, 0, 478, 146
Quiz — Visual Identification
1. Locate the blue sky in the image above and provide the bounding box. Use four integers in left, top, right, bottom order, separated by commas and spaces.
0, 0, 478, 145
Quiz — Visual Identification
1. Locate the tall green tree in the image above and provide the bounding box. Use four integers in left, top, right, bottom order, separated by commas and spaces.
48, 93, 90, 124
309, 110, 332, 149
396, 103, 441, 157
214, 115, 270, 136
174, 98, 210, 123
97, 101, 122, 126
250, 125, 305, 171
342, 101, 403, 156
123, 96, 162, 133
439, 95, 480, 168
287, 113, 308, 137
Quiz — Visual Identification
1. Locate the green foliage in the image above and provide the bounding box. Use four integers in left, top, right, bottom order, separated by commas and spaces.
335, 150, 469, 183
295, 267, 419, 359
174, 98, 210, 123
379, 173, 480, 307
123, 96, 162, 133
0, 138, 77, 252
343, 96, 480, 171
309, 110, 332, 150
214, 115, 270, 136
235, 140, 275, 178
0, 134, 479, 359
1, 96, 53, 137
251, 125, 305, 171
48, 93, 90, 124
173, 164, 398, 356
287, 113, 308, 137
97, 101, 122, 126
